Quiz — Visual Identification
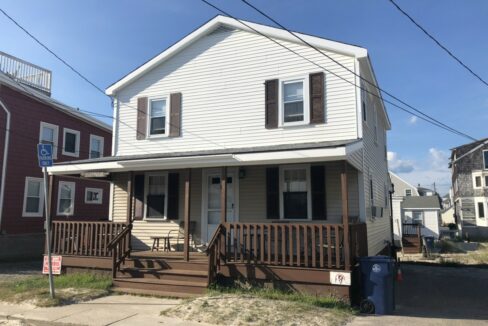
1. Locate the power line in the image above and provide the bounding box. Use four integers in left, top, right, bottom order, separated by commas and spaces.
388, 0, 488, 88
240, 0, 478, 142
0, 7, 107, 96
201, 0, 477, 141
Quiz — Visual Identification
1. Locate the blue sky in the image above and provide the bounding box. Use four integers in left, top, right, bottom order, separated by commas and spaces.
1, 0, 487, 195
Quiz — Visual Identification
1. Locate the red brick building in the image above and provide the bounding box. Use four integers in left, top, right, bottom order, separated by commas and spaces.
0, 52, 111, 260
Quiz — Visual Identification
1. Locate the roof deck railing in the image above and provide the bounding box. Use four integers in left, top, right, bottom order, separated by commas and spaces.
0, 51, 52, 96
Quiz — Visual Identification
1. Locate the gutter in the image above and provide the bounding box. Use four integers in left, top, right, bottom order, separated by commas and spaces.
0, 98, 10, 233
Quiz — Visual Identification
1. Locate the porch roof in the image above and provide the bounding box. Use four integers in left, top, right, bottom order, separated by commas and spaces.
47, 139, 362, 175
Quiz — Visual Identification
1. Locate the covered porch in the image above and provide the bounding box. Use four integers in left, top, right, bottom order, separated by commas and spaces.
47, 142, 369, 300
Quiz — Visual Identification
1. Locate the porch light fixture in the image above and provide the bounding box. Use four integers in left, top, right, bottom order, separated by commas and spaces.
239, 168, 246, 179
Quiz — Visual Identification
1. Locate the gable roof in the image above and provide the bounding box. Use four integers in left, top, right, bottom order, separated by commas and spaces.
0, 71, 111, 132
389, 171, 419, 196
402, 196, 441, 210
106, 15, 369, 96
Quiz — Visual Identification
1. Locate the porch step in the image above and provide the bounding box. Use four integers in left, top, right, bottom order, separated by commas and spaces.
112, 277, 208, 296
118, 267, 208, 282
125, 258, 209, 271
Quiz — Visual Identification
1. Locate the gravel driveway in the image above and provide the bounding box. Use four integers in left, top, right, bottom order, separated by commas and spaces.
349, 263, 488, 325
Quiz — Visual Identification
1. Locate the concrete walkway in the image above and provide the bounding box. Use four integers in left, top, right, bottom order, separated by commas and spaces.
0, 294, 213, 326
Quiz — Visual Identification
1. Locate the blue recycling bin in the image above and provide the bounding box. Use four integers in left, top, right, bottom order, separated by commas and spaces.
359, 256, 395, 315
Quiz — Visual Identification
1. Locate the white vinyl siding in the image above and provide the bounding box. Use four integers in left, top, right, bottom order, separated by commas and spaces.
57, 181, 75, 216
39, 122, 58, 159
115, 28, 357, 156
22, 177, 44, 217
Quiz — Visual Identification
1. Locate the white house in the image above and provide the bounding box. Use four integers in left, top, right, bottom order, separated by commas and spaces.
46, 16, 392, 298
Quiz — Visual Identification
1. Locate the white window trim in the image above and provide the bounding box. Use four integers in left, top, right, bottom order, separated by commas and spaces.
278, 76, 310, 127
484, 150, 488, 170
474, 198, 486, 220
62, 128, 80, 157
411, 210, 425, 225
405, 188, 412, 197
147, 97, 170, 139
144, 172, 169, 220
278, 164, 312, 220
89, 134, 104, 159
85, 187, 103, 204
57, 181, 75, 216
39, 122, 58, 159
473, 172, 483, 189
22, 177, 44, 217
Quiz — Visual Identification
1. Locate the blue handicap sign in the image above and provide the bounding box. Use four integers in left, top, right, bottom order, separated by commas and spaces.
38, 144, 53, 167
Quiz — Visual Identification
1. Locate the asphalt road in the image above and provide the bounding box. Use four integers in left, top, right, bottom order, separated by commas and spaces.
350, 263, 488, 325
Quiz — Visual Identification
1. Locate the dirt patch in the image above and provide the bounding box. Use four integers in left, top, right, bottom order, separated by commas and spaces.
162, 294, 354, 326
0, 261, 42, 281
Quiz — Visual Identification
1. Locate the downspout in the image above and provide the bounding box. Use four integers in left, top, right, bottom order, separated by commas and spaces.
0, 98, 11, 233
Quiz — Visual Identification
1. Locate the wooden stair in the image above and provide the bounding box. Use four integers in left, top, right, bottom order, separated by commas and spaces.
402, 236, 422, 254
112, 253, 209, 298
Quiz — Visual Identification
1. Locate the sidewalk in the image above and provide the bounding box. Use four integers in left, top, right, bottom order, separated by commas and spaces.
0, 294, 213, 326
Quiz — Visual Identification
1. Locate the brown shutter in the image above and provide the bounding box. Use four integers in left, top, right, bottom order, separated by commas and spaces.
133, 174, 145, 220
169, 93, 182, 137
136, 97, 148, 140
265, 79, 279, 129
311, 165, 327, 220
309, 72, 325, 124
266, 167, 279, 219
167, 173, 179, 220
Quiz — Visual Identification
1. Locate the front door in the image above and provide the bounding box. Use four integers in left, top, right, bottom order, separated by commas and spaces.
203, 170, 237, 243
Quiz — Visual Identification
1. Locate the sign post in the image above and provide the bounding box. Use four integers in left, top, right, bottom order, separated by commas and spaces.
38, 144, 55, 299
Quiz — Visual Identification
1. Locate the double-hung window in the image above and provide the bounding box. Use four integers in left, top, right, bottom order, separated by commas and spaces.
281, 166, 310, 219
89, 135, 104, 158
484, 150, 488, 170
477, 202, 485, 219
148, 98, 168, 136
405, 189, 412, 197
412, 211, 424, 225
145, 173, 167, 219
39, 122, 58, 159
22, 177, 44, 217
57, 181, 75, 216
281, 78, 309, 126
85, 187, 103, 204
62, 128, 80, 157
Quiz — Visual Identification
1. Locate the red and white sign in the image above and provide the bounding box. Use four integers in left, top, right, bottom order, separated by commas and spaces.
42, 255, 62, 275
330, 271, 351, 286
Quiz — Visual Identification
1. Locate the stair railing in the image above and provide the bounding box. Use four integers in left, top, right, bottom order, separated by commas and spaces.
107, 224, 133, 278
206, 223, 225, 284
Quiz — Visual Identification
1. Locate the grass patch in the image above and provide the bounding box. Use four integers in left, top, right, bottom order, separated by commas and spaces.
0, 273, 112, 307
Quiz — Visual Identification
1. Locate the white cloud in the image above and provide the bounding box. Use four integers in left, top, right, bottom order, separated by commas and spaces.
408, 116, 418, 124
387, 151, 415, 173
388, 148, 451, 195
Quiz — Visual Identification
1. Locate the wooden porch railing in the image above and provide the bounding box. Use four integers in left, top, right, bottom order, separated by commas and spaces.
51, 221, 128, 257
224, 222, 346, 269
107, 224, 133, 278
206, 223, 225, 284
402, 223, 421, 237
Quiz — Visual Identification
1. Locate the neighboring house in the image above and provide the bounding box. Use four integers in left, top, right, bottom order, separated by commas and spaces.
450, 138, 488, 240
441, 191, 455, 225
47, 16, 391, 301
0, 52, 112, 260
390, 172, 441, 252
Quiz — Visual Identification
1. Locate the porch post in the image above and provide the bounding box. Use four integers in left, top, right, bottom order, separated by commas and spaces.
126, 172, 133, 223
341, 161, 351, 270
220, 167, 227, 224
183, 169, 191, 261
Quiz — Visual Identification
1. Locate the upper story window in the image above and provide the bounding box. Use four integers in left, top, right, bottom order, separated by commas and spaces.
62, 128, 80, 157
280, 78, 309, 126
148, 98, 168, 136
484, 150, 488, 170
89, 134, 104, 159
22, 177, 44, 217
280, 166, 310, 219
39, 122, 58, 159
405, 188, 412, 197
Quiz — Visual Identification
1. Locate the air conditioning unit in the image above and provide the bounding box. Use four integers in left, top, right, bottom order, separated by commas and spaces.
371, 206, 384, 218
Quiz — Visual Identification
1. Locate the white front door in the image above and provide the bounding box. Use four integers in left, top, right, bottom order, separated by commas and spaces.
203, 169, 237, 243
